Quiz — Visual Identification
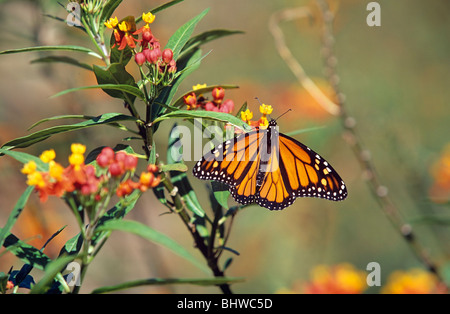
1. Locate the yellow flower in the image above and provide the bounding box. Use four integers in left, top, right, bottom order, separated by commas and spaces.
40, 149, 56, 163
21, 161, 37, 175
142, 12, 156, 24
49, 161, 64, 181
192, 83, 207, 91
259, 104, 273, 115
240, 109, 253, 123
104, 16, 119, 29
259, 116, 269, 129
304, 263, 367, 294
118, 20, 132, 32
382, 268, 446, 294
26, 171, 46, 188
71, 143, 86, 155
69, 153, 85, 170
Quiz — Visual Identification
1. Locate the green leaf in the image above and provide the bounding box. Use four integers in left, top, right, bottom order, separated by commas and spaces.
167, 124, 206, 219
96, 220, 209, 274
30, 255, 75, 294
92, 189, 141, 246
0, 148, 48, 170
161, 163, 188, 172
93, 63, 139, 103
154, 109, 251, 131
51, 84, 145, 101
211, 181, 230, 210
30, 56, 93, 71
180, 29, 244, 59
0, 45, 101, 59
91, 276, 244, 294
99, 0, 123, 29
2, 233, 52, 270
165, 8, 209, 61
1, 113, 137, 150
0, 186, 34, 248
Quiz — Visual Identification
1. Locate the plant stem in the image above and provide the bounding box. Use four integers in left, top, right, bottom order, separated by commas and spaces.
160, 172, 233, 294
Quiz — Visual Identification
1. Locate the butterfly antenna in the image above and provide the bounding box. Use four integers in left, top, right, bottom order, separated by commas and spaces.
275, 109, 292, 121
254, 97, 263, 106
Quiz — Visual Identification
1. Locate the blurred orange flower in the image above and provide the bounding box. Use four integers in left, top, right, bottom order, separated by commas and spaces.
382, 268, 447, 294
302, 263, 367, 294
429, 143, 450, 203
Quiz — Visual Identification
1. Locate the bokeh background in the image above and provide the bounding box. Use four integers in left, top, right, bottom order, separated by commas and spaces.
0, 0, 449, 293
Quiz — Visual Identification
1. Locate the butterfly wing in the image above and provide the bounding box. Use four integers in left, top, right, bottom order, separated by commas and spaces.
192, 130, 263, 205
193, 122, 348, 210
255, 132, 347, 210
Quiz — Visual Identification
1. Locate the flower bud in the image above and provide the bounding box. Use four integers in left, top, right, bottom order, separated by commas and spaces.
204, 101, 219, 112
147, 164, 159, 173
134, 52, 146, 66
109, 162, 123, 177
124, 154, 138, 170
162, 48, 174, 64
212, 87, 225, 101
145, 48, 162, 64
220, 99, 235, 114
142, 28, 153, 43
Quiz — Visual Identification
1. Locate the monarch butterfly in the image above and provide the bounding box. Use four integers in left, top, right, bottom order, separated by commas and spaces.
193, 119, 347, 210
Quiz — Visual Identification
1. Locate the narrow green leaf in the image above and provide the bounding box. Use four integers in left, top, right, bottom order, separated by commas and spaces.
0, 186, 34, 248
1, 113, 137, 150
150, 0, 185, 15
31, 56, 93, 71
27, 114, 85, 130
0, 45, 101, 59
30, 255, 75, 294
154, 110, 251, 131
180, 29, 244, 59
211, 181, 230, 210
96, 220, 209, 273
165, 8, 209, 60
0, 148, 48, 170
51, 84, 145, 100
99, 0, 123, 28
167, 124, 206, 218
161, 163, 188, 172
91, 276, 244, 294
2, 233, 52, 270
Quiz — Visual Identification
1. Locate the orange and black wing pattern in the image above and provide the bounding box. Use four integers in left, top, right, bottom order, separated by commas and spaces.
193, 129, 263, 206
193, 120, 347, 210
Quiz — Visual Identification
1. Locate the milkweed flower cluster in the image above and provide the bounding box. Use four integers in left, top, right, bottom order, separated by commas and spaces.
104, 12, 176, 86
302, 263, 367, 294
382, 268, 447, 294
21, 144, 160, 203
183, 84, 235, 113
240, 104, 274, 130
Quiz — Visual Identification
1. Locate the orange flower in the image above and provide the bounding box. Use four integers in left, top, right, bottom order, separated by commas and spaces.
105, 16, 138, 50
303, 264, 367, 294
429, 143, 450, 203
382, 268, 447, 294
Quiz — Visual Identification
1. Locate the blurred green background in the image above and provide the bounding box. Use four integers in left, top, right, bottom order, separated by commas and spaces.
0, 0, 449, 293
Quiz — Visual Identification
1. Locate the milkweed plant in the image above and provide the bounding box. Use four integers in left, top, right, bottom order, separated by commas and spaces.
0, 0, 250, 294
